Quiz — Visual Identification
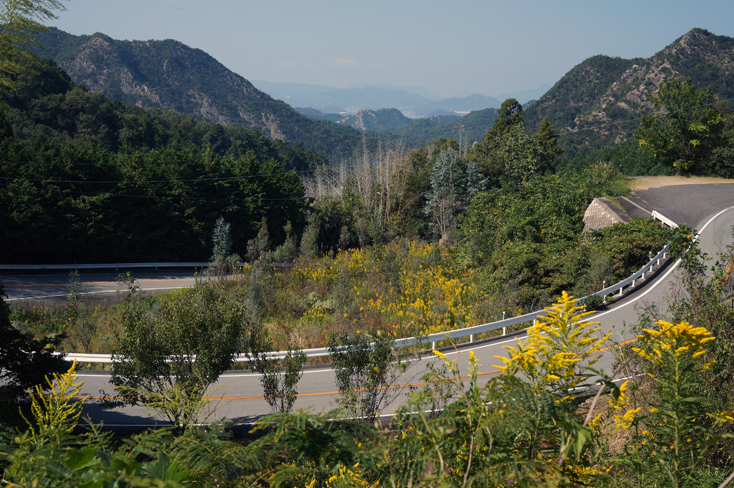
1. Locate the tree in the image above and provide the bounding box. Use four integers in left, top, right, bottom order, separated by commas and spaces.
253, 346, 306, 413
327, 331, 404, 423
423, 148, 485, 244
0, 0, 66, 99
108, 282, 251, 425
635, 77, 723, 174
0, 282, 69, 403
469, 98, 559, 184
208, 216, 240, 278
490, 98, 524, 136
533, 117, 563, 174
246, 217, 270, 262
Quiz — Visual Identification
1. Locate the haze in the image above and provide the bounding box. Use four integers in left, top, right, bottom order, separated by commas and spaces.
52, 0, 734, 99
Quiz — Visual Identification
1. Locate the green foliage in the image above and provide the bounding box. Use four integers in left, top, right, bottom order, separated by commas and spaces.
665, 228, 734, 467
250, 411, 377, 486
470, 100, 563, 185
0, 59, 314, 264
246, 217, 270, 262
208, 217, 240, 279
1, 363, 266, 487
387, 108, 499, 147
0, 0, 65, 100
253, 346, 306, 413
560, 140, 668, 176
35, 28, 372, 161
424, 148, 485, 244
385, 297, 607, 487
0, 282, 69, 402
462, 170, 647, 307
327, 331, 403, 422
636, 77, 726, 174
109, 282, 251, 425
586, 218, 672, 280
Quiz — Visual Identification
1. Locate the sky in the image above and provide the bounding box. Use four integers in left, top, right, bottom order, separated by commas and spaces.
50, 0, 734, 99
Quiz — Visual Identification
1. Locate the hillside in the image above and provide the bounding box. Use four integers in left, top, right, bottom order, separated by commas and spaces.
0, 59, 315, 264
388, 109, 498, 146
525, 28, 734, 157
336, 108, 412, 131
36, 29, 367, 160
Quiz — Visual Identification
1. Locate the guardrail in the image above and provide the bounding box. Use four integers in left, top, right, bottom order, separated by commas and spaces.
652, 210, 679, 229
0, 262, 295, 271
53, 211, 679, 363
0, 262, 209, 271
61, 243, 676, 363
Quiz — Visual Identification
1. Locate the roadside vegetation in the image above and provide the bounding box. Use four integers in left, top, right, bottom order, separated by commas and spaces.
3, 2, 734, 486
3, 234, 734, 486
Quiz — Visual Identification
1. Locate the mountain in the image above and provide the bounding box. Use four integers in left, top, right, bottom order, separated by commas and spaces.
251, 80, 432, 114
36, 28, 366, 160
294, 105, 496, 146
524, 28, 734, 157
387, 109, 498, 146
252, 80, 502, 116
412, 94, 502, 117
335, 108, 412, 131
294, 107, 343, 123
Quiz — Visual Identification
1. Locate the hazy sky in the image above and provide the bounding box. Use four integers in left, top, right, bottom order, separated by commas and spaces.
50, 0, 734, 99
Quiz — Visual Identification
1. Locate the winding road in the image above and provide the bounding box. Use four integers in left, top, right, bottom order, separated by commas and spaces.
5, 182, 734, 428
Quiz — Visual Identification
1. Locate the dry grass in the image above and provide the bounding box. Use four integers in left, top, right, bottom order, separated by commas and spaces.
631, 175, 734, 191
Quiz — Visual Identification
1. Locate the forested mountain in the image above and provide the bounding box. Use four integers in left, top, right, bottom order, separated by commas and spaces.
388, 109, 498, 146
335, 108, 412, 131
0, 59, 313, 264
34, 28, 734, 162
525, 28, 734, 157
36, 29, 366, 160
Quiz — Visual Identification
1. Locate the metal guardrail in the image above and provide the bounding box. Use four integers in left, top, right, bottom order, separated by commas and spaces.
652, 210, 679, 229
57, 211, 679, 363
0, 262, 209, 271
0, 262, 294, 271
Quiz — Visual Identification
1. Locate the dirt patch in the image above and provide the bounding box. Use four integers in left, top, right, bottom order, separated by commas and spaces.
631, 175, 734, 191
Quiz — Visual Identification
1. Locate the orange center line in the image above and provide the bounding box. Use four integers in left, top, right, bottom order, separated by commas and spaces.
71, 334, 638, 402
73, 369, 504, 401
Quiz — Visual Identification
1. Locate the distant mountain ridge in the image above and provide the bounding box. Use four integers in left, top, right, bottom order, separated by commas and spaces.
524, 28, 734, 156
35, 27, 734, 161
251, 80, 505, 116
36, 28, 365, 160
293, 107, 496, 146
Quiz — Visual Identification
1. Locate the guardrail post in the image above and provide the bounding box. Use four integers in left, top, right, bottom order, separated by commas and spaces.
632, 278, 636, 287
431, 341, 435, 350
619, 285, 623, 297
470, 334, 473, 343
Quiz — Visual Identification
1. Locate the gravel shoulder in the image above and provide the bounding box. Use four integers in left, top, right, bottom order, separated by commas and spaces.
631, 175, 734, 191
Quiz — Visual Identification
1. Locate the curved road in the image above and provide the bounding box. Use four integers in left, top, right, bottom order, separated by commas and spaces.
6, 183, 734, 427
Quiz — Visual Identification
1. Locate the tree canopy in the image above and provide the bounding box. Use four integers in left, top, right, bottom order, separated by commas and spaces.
635, 77, 726, 174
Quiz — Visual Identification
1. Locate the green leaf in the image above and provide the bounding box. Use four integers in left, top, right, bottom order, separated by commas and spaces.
64, 447, 97, 471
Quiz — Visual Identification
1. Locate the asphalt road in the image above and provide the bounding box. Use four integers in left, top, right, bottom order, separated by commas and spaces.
6, 183, 734, 428
2, 272, 198, 303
